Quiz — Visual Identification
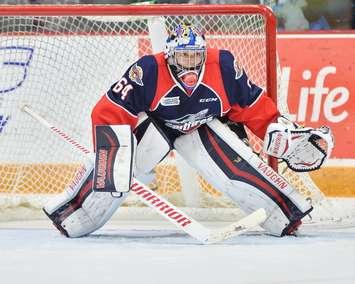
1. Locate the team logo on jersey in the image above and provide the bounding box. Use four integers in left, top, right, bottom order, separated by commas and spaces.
234, 59, 244, 79
161, 96, 180, 106
165, 108, 214, 133
128, 63, 144, 86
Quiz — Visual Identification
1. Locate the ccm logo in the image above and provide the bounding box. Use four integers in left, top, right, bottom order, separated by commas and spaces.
199, 98, 218, 103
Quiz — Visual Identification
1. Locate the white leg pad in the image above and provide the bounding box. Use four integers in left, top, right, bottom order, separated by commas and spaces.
60, 191, 128, 238
174, 119, 312, 236
94, 124, 135, 193
44, 164, 128, 238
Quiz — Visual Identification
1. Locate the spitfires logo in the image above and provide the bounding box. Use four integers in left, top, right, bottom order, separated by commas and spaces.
128, 63, 144, 86
165, 108, 214, 133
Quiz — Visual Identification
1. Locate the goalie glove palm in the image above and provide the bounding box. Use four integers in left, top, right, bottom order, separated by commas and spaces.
263, 117, 334, 172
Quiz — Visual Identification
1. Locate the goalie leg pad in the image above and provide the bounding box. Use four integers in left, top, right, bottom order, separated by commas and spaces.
94, 124, 135, 193
174, 119, 312, 236
44, 163, 128, 237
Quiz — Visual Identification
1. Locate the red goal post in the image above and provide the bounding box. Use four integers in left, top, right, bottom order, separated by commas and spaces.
0, 4, 328, 222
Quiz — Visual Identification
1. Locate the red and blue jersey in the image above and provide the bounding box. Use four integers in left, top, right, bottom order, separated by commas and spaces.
92, 48, 279, 143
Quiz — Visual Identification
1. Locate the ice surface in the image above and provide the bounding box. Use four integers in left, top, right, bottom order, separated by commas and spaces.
0, 220, 354, 284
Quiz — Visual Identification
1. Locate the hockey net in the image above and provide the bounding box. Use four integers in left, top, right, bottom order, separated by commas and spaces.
0, 4, 350, 225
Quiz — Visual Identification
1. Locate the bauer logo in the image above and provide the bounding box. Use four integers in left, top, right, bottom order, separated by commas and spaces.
0, 115, 10, 133
0, 46, 34, 93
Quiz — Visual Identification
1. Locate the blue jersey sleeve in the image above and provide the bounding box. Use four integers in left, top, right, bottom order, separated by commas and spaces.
106, 55, 158, 115
219, 50, 263, 107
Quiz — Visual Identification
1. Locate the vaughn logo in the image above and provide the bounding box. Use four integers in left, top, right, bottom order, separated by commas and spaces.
68, 165, 87, 192
165, 108, 214, 133
95, 149, 108, 189
257, 162, 288, 190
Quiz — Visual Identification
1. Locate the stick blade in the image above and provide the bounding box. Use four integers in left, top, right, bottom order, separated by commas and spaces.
205, 208, 267, 244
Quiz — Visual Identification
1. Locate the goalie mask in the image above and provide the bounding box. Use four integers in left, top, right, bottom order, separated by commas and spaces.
164, 23, 206, 91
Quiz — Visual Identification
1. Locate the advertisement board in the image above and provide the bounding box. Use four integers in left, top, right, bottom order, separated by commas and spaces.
278, 33, 355, 160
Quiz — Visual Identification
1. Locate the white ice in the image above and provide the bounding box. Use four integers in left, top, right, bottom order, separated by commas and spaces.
0, 219, 354, 284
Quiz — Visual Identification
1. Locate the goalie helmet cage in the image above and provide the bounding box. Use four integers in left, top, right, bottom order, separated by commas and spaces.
0, 4, 349, 226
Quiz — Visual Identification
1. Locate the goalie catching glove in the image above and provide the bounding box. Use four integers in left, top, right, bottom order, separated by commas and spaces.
263, 116, 334, 172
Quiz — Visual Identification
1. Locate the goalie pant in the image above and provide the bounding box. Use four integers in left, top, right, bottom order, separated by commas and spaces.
44, 116, 312, 237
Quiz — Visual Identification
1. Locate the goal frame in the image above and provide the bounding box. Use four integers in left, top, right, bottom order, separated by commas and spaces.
1, 4, 354, 229
0, 3, 279, 218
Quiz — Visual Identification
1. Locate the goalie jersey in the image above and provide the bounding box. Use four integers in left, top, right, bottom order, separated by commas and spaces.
92, 48, 279, 142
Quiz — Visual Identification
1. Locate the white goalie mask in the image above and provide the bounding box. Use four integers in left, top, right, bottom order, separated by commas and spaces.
164, 23, 206, 91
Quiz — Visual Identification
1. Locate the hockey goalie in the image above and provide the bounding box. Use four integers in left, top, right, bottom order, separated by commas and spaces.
43, 23, 334, 238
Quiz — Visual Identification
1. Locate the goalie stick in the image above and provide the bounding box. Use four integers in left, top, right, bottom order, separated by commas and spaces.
21, 105, 266, 244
